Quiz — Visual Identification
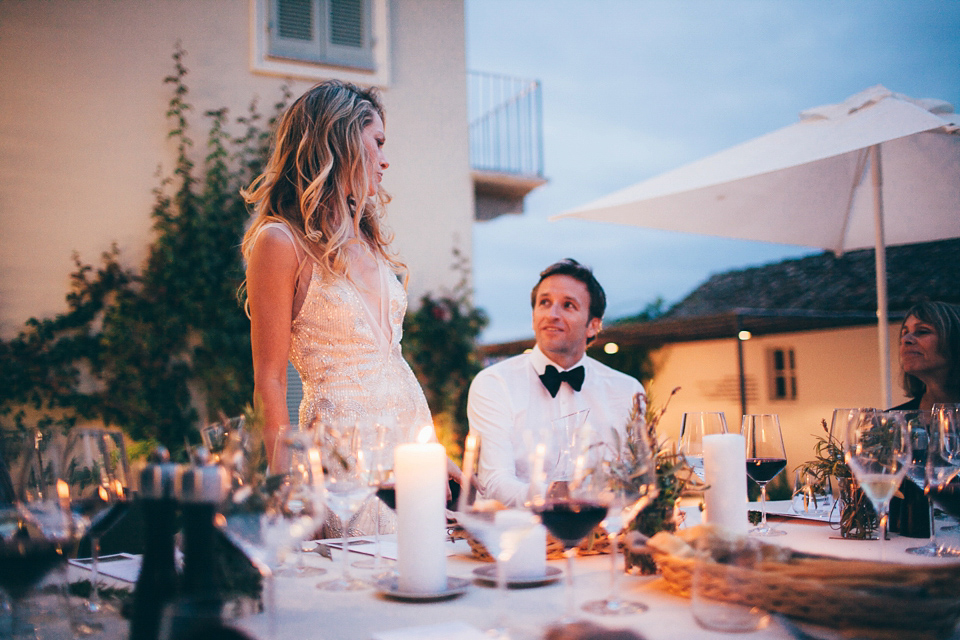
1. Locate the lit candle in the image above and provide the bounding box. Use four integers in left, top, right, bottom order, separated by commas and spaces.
702, 433, 749, 534
394, 428, 447, 593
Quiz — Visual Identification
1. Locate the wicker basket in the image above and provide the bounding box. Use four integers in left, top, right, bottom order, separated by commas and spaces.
454, 525, 612, 562
644, 526, 960, 640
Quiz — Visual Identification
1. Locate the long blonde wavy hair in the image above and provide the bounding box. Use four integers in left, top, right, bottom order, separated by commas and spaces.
240, 80, 405, 301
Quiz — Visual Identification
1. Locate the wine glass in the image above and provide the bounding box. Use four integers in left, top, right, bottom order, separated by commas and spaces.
351, 416, 397, 580
271, 424, 328, 578
530, 423, 610, 623
928, 406, 960, 535
742, 414, 787, 537
897, 410, 957, 557
218, 420, 326, 639
1, 428, 82, 639
679, 412, 728, 482
845, 409, 911, 561
315, 417, 379, 591
458, 433, 540, 638
581, 424, 658, 616
63, 427, 130, 632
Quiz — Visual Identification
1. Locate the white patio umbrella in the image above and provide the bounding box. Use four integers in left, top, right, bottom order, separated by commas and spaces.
554, 86, 960, 407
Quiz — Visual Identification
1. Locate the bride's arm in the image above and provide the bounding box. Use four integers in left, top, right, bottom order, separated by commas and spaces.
247, 227, 300, 470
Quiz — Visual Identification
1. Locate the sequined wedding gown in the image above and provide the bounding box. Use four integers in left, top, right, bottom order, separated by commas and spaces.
276, 226, 433, 536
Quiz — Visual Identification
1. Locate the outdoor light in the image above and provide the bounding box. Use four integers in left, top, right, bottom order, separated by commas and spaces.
603, 342, 619, 354
738, 330, 752, 341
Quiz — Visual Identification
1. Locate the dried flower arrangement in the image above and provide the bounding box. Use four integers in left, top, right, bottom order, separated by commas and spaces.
795, 419, 877, 539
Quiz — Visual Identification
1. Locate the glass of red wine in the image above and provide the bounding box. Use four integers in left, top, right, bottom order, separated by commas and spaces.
742, 414, 788, 537
530, 422, 609, 622
929, 406, 960, 533
1, 429, 82, 639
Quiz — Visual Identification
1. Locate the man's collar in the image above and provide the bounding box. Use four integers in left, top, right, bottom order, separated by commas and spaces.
530, 344, 587, 375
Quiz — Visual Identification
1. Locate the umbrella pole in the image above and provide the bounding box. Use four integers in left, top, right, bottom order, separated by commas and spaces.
871, 144, 893, 409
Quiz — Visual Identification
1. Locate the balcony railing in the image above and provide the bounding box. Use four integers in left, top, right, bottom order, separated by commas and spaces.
468, 71, 544, 177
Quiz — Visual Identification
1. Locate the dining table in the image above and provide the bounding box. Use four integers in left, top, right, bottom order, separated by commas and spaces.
66, 502, 960, 640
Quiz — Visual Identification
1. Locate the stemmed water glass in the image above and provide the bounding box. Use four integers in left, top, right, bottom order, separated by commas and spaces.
530, 422, 610, 623
679, 412, 728, 482
63, 427, 130, 632
581, 424, 658, 616
742, 414, 787, 537
315, 417, 379, 591
1, 429, 82, 639
844, 409, 911, 561
457, 434, 540, 638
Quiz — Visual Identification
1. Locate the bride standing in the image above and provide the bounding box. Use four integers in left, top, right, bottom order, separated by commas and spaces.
241, 80, 435, 534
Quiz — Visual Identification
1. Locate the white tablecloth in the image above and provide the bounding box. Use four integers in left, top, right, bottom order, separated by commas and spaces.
226, 505, 960, 640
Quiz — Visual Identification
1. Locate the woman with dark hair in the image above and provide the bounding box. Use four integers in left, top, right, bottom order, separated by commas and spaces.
889, 301, 960, 537
893, 301, 960, 410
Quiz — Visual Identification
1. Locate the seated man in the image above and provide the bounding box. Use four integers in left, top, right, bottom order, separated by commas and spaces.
467, 259, 646, 507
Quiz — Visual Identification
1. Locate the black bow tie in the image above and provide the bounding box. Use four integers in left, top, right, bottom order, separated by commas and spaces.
539, 365, 585, 398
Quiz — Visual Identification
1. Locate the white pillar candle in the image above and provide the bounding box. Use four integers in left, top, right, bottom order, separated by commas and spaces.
395, 441, 448, 593
702, 433, 749, 535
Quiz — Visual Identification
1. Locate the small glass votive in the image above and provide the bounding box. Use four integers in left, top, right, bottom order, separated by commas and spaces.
691, 533, 770, 632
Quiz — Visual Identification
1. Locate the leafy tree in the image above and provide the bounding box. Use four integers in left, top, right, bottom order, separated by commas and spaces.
0, 45, 289, 456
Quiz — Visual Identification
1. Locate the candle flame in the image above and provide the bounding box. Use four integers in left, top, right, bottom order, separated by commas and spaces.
416, 425, 433, 444
214, 513, 227, 528
114, 480, 125, 499
98, 486, 109, 502
57, 479, 70, 501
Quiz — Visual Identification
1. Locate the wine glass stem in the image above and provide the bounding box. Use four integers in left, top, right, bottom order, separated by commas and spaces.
928, 500, 938, 550
89, 535, 102, 611
341, 527, 352, 581
759, 485, 769, 529
607, 537, 620, 603
878, 509, 889, 561
563, 548, 577, 621
372, 501, 383, 570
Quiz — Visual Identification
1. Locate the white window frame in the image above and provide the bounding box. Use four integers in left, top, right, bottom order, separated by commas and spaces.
251, 0, 391, 86
767, 347, 797, 401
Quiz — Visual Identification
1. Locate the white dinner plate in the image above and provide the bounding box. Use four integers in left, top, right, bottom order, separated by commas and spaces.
471, 564, 562, 588
376, 576, 470, 602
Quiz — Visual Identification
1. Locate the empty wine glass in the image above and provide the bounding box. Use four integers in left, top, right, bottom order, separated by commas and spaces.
458, 434, 540, 638
845, 409, 911, 561
742, 414, 787, 537
271, 424, 328, 578
679, 412, 728, 482
581, 423, 658, 616
530, 422, 610, 623
927, 406, 960, 536
315, 417, 379, 591
63, 427, 130, 632
895, 410, 958, 557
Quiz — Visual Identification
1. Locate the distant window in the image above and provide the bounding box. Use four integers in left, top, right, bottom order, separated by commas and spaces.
767, 348, 797, 400
268, 0, 374, 70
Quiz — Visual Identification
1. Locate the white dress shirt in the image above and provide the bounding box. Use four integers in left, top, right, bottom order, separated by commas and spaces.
466, 344, 646, 507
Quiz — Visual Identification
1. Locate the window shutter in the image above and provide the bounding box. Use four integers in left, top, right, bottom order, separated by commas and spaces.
325, 0, 373, 69
270, 0, 321, 60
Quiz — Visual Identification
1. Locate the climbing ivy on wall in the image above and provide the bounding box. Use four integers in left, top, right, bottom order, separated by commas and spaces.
0, 45, 290, 457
